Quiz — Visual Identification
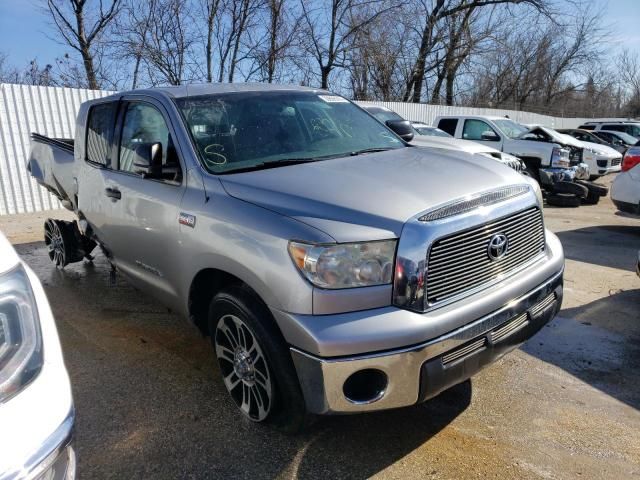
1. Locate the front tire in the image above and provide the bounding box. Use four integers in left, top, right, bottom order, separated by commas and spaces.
208, 286, 308, 432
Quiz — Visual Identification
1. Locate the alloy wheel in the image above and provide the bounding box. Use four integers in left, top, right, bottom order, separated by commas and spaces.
214, 314, 273, 421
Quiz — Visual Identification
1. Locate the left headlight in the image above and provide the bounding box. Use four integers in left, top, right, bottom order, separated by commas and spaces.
288, 240, 397, 289
0, 265, 43, 403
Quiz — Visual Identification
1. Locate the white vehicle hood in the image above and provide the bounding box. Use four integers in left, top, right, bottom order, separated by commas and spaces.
579, 141, 621, 158
411, 135, 501, 155
0, 231, 19, 273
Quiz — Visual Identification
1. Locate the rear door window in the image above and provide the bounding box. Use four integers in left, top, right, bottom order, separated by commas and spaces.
437, 118, 458, 136
86, 102, 116, 166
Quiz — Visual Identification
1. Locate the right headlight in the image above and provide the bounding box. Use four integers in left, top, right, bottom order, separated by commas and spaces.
0, 265, 43, 403
288, 240, 397, 289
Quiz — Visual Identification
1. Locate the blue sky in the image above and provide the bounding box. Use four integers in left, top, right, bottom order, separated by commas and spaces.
0, 0, 638, 69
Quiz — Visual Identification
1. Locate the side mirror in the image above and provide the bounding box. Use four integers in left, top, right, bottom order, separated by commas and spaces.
385, 120, 414, 142
481, 130, 500, 141
133, 142, 163, 178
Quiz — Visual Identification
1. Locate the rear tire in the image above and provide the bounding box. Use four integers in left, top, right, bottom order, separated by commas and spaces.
546, 193, 581, 207
44, 219, 80, 267
576, 180, 608, 197
208, 286, 309, 432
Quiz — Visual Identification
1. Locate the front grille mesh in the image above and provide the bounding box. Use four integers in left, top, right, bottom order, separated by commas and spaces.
426, 207, 545, 305
611, 157, 622, 167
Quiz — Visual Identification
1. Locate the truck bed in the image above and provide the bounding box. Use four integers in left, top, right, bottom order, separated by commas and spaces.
28, 133, 77, 211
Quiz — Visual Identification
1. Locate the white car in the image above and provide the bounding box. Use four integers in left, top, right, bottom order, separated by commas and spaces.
410, 122, 451, 137
0, 231, 75, 479
410, 129, 525, 171
611, 147, 640, 215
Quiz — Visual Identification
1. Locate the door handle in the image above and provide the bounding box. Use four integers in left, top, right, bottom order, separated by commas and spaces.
105, 187, 121, 200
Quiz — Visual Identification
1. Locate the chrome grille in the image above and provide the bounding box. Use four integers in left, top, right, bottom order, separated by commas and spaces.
426, 207, 545, 305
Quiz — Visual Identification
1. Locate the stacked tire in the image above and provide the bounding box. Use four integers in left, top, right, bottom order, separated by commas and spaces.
545, 180, 608, 207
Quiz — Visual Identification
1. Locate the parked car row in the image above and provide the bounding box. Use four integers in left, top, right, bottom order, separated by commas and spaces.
362, 106, 525, 171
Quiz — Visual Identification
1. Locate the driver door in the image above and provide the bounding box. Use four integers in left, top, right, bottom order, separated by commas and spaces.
103, 97, 187, 306
462, 119, 503, 149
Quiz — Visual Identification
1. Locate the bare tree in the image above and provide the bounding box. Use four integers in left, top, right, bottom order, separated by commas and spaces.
215, 0, 264, 82
402, 0, 547, 103
200, 0, 223, 82
111, 0, 158, 89
299, 0, 400, 90
619, 50, 640, 116
142, 0, 195, 85
0, 53, 19, 83
44, 0, 121, 89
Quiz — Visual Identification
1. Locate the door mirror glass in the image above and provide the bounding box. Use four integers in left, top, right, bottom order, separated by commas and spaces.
481, 130, 500, 141
385, 120, 414, 142
133, 142, 163, 178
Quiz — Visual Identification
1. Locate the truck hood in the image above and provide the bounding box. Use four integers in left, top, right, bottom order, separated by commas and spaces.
523, 126, 584, 148
220, 147, 528, 241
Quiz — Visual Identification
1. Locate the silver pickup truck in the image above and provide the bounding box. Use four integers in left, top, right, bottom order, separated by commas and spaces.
28, 84, 564, 431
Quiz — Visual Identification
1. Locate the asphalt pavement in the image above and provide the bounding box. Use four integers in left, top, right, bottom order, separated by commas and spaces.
2, 176, 638, 479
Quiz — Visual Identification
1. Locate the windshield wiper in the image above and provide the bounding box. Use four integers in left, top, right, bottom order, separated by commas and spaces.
350, 147, 396, 156
219, 157, 321, 174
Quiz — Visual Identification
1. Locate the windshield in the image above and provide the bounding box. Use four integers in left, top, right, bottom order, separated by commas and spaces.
176, 92, 404, 173
604, 131, 638, 144
493, 119, 529, 139
415, 126, 451, 137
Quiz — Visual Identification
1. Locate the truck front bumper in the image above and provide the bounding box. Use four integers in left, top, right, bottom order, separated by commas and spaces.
539, 164, 590, 185
290, 269, 562, 414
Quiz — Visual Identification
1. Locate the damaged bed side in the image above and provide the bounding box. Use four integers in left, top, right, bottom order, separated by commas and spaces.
28, 133, 78, 211
28, 133, 96, 267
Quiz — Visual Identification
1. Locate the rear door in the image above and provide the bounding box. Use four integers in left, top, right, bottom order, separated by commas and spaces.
77, 100, 119, 242
102, 96, 187, 304
437, 118, 458, 137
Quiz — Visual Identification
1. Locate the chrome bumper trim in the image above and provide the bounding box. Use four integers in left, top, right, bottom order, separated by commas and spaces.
291, 268, 563, 414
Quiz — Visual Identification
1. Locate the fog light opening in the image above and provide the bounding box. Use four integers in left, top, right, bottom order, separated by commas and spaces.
343, 369, 388, 404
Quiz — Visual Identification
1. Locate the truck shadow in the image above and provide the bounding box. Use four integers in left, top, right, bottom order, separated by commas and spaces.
522, 222, 640, 411
554, 224, 640, 270
289, 381, 472, 479
522, 289, 640, 411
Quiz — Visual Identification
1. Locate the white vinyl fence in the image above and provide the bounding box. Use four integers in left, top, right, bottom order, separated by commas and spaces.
0, 83, 590, 215
356, 101, 590, 130
0, 83, 112, 215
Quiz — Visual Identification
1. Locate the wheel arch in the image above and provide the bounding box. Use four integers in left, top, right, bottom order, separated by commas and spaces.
188, 268, 272, 336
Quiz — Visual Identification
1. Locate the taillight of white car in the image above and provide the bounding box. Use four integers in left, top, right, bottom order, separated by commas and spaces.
622, 147, 640, 172
0, 232, 75, 480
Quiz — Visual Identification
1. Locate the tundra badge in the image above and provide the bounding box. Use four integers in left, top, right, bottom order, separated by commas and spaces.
179, 212, 196, 228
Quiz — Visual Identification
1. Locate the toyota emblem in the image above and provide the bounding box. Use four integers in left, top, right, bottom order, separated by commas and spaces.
487, 233, 509, 261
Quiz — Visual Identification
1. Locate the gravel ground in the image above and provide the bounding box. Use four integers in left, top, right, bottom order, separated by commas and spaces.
1, 176, 639, 480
